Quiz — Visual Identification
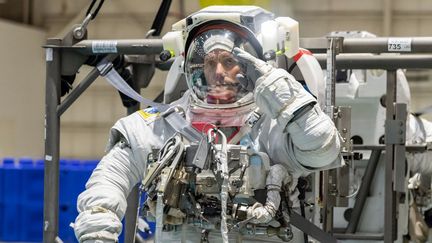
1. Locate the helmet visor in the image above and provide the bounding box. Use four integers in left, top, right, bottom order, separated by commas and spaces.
185, 28, 258, 107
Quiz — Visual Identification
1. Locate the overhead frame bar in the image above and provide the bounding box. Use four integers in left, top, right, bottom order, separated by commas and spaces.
300, 37, 432, 54
45, 39, 164, 55
314, 54, 432, 69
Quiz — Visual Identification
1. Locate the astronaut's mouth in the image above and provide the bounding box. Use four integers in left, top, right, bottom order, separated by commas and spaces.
206, 91, 236, 104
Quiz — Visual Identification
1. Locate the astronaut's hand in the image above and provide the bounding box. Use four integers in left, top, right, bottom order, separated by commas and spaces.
233, 47, 274, 91
234, 47, 316, 123
408, 173, 422, 190
246, 202, 274, 224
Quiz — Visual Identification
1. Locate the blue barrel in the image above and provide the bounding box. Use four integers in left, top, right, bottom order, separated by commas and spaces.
0, 157, 148, 243
1, 158, 21, 241
59, 159, 99, 243
19, 158, 44, 242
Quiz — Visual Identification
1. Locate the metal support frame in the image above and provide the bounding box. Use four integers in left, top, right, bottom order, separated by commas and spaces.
384, 70, 398, 242
354, 145, 428, 152
314, 54, 432, 69
324, 37, 343, 116
62, 39, 163, 55
43, 38, 62, 243
392, 103, 407, 193
322, 36, 344, 233
334, 106, 351, 207
43, 37, 163, 243
345, 149, 382, 233
300, 37, 432, 53
300, 36, 432, 242
43, 35, 432, 242
57, 54, 117, 116
124, 105, 140, 243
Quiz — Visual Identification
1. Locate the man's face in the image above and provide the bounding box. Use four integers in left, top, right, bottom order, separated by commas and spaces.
203, 49, 241, 104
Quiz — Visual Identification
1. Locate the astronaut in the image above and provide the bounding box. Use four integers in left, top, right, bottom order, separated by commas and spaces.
73, 6, 342, 243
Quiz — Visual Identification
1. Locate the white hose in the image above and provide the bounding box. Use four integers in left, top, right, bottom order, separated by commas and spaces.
155, 192, 164, 243
213, 129, 229, 243
154, 136, 182, 243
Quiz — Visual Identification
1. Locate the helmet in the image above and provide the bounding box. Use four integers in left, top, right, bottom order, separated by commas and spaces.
162, 6, 299, 126
183, 6, 271, 112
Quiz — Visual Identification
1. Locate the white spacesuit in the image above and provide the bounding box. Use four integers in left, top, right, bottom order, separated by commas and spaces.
73, 6, 342, 243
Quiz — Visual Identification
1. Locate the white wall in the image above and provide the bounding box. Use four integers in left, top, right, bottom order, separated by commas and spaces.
0, 20, 45, 158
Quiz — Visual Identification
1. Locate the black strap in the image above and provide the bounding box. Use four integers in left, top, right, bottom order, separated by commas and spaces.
150, 0, 173, 36
287, 62, 298, 73
86, 0, 105, 20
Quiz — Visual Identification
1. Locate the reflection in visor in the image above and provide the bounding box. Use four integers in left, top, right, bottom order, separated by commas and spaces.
203, 50, 241, 104
185, 28, 259, 107
206, 83, 241, 105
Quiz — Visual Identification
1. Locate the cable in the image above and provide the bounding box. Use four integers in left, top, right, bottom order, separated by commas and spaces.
86, 0, 105, 19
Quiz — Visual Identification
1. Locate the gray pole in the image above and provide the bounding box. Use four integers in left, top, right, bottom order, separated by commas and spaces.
325, 37, 341, 117
314, 54, 432, 69
322, 36, 343, 232
321, 37, 336, 232
43, 38, 62, 243
300, 37, 432, 54
343, 37, 432, 53
57, 67, 100, 116
384, 70, 397, 242
345, 149, 382, 233
124, 102, 141, 243
57, 54, 118, 116
71, 39, 164, 55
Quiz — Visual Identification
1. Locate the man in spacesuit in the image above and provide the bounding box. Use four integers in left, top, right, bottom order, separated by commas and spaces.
73, 6, 342, 243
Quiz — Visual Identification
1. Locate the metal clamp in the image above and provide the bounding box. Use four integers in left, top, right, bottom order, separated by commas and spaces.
385, 119, 406, 144
73, 14, 92, 40
335, 106, 352, 154
96, 59, 114, 76
325, 36, 344, 117
246, 109, 262, 127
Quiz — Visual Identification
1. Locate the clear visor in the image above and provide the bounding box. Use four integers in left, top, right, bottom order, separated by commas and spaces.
185, 29, 258, 107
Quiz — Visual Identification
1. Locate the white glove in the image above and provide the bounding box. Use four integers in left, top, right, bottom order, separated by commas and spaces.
408, 173, 422, 190
233, 47, 316, 125
233, 47, 273, 87
247, 202, 274, 224
245, 164, 292, 225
